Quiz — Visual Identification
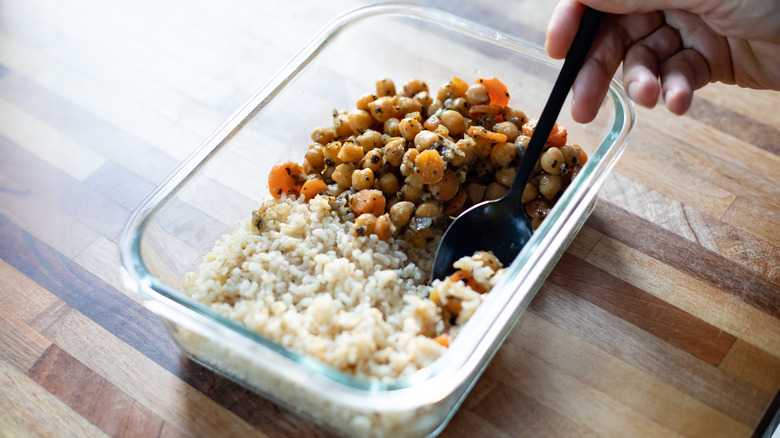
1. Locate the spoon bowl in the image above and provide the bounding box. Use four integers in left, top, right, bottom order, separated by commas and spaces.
431, 7, 605, 280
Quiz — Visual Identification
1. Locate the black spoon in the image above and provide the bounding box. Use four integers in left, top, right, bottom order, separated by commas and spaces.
431, 7, 605, 280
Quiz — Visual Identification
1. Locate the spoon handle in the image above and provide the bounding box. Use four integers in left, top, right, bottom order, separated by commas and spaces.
508, 7, 605, 202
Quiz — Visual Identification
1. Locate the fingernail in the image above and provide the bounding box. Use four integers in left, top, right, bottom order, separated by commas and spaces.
627, 82, 639, 100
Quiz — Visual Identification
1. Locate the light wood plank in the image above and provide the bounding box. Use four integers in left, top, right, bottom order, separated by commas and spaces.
514, 310, 751, 437
72, 236, 133, 302
612, 131, 736, 219
0, 358, 107, 438
697, 83, 780, 128
720, 340, 780, 395
0, 306, 51, 372
586, 235, 780, 359
600, 172, 780, 284
0, 96, 106, 181
34, 302, 267, 438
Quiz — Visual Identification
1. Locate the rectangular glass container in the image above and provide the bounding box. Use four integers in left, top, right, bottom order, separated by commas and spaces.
119, 4, 635, 437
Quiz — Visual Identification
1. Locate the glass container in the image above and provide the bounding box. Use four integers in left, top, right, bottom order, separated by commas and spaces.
119, 4, 635, 437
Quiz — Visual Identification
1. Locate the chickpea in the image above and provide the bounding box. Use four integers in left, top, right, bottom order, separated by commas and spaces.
538, 174, 563, 199
448, 97, 469, 116
383, 118, 401, 137
377, 172, 400, 196
399, 118, 423, 141
332, 163, 356, 188
541, 147, 565, 175
439, 110, 467, 136
409, 227, 435, 248
515, 134, 531, 151
414, 130, 438, 151
560, 144, 582, 167
347, 110, 373, 135
493, 121, 520, 142
490, 141, 517, 168
352, 213, 377, 237
465, 83, 489, 105
362, 149, 383, 173
352, 168, 375, 191
305, 144, 325, 172
521, 182, 538, 204
443, 187, 467, 216
338, 141, 364, 164
367, 97, 397, 123
356, 93, 376, 111
426, 99, 444, 117
400, 183, 422, 203
333, 112, 352, 139
450, 138, 476, 167
502, 106, 526, 127
389, 201, 415, 227
311, 127, 335, 145
465, 183, 486, 204
415, 149, 446, 185
485, 182, 509, 200
471, 159, 495, 183
400, 149, 419, 176
415, 201, 443, 218
495, 167, 516, 187
436, 77, 468, 101
414, 91, 433, 108
356, 129, 383, 153
396, 96, 422, 116
375, 77, 396, 97
403, 78, 429, 97
383, 138, 406, 167
404, 173, 424, 189
322, 141, 343, 167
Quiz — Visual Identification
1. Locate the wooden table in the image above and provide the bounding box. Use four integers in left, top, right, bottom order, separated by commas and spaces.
2, 0, 779, 436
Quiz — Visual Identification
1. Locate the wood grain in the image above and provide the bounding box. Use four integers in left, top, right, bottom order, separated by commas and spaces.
1, 0, 779, 436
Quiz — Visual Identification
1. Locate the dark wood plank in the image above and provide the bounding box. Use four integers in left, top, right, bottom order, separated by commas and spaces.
28, 345, 168, 437
529, 282, 770, 426
587, 200, 780, 319
0, 211, 182, 374
549, 253, 737, 365
689, 97, 780, 157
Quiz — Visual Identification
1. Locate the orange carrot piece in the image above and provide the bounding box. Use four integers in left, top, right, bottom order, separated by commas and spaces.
268, 161, 303, 199
300, 178, 328, 200
433, 334, 453, 348
476, 77, 510, 108
449, 269, 487, 294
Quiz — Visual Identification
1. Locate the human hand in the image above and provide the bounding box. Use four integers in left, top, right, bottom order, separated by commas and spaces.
546, 0, 780, 123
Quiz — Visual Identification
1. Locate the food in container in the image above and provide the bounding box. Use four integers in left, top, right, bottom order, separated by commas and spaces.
119, 4, 634, 437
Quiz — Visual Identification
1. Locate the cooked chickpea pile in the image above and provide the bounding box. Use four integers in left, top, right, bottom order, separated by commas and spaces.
267, 75, 588, 245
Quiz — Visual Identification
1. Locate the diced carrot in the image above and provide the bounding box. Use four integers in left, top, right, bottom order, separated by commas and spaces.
579, 148, 588, 164
449, 269, 487, 294
268, 161, 303, 199
350, 189, 386, 217
476, 77, 510, 108
374, 213, 392, 241
433, 333, 453, 348
300, 178, 328, 200
521, 120, 567, 148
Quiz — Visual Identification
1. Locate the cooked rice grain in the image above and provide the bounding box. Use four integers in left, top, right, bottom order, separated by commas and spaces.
183, 195, 445, 381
